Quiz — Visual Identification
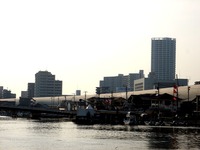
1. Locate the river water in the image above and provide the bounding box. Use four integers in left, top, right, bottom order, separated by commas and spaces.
0, 117, 200, 150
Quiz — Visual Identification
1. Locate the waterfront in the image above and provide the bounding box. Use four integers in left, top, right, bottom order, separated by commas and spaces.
0, 118, 200, 150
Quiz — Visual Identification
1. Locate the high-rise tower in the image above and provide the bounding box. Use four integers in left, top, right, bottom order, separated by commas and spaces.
151, 37, 176, 82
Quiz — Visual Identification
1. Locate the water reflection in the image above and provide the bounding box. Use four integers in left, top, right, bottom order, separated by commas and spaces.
1, 119, 200, 150
76, 125, 200, 149
29, 121, 61, 134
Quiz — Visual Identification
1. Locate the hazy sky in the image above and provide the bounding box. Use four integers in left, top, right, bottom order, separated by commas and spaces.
1, 0, 200, 97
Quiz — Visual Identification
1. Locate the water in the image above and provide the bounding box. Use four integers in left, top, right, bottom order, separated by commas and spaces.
0, 118, 200, 150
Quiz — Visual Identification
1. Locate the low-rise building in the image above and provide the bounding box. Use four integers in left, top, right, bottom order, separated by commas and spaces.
99, 70, 144, 93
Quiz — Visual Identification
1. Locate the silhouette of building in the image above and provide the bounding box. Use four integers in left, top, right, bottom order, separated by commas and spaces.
76, 90, 81, 96
28, 83, 35, 98
99, 70, 144, 93
2, 89, 16, 98
134, 78, 155, 91
21, 91, 28, 98
34, 71, 62, 97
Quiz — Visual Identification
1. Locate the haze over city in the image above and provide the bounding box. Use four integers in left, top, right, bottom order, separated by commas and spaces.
1, 0, 200, 97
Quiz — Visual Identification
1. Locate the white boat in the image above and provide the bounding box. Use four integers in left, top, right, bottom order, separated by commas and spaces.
123, 112, 137, 125
0, 115, 13, 120
74, 104, 95, 124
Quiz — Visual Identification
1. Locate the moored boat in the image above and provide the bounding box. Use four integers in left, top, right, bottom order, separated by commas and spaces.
0, 115, 13, 120
123, 111, 137, 125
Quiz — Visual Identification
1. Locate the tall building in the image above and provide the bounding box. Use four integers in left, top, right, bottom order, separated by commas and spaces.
34, 71, 62, 97
134, 37, 187, 91
151, 37, 176, 82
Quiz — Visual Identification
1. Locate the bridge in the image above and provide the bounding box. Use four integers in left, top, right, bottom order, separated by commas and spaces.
0, 105, 76, 119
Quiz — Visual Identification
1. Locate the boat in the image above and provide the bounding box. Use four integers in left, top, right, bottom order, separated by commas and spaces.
74, 104, 95, 124
0, 115, 13, 120
123, 111, 137, 125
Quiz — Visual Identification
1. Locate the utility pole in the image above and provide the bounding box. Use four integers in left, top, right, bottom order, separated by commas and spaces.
72, 93, 75, 102
84, 91, 87, 101
125, 86, 128, 101
176, 74, 179, 111
157, 82, 160, 95
176, 85, 179, 111
156, 82, 160, 111
111, 91, 113, 98
188, 86, 190, 102
96, 87, 100, 98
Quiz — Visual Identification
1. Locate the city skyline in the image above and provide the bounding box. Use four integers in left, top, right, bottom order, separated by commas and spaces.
1, 0, 200, 97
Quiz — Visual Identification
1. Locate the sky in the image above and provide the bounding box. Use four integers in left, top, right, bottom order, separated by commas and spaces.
0, 0, 200, 98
